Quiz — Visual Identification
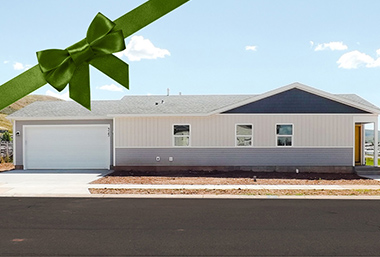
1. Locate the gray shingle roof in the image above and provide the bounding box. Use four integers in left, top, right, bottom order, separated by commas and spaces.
336, 94, 380, 111
8, 92, 380, 119
8, 95, 257, 118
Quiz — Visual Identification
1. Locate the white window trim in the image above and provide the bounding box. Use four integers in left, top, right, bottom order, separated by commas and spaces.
173, 124, 191, 147
235, 123, 253, 147
276, 123, 294, 147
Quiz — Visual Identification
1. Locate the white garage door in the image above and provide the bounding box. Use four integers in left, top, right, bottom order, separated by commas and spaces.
24, 125, 110, 169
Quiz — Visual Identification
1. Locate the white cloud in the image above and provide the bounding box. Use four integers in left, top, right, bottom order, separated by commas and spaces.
115, 35, 170, 61
45, 90, 70, 101
309, 41, 314, 48
315, 41, 348, 51
245, 45, 257, 51
13, 62, 25, 70
12, 62, 31, 71
3, 60, 9, 64
98, 84, 123, 92
337, 50, 380, 69
376, 49, 380, 56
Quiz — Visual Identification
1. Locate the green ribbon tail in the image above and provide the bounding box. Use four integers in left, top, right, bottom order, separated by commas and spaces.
114, 0, 189, 38
90, 55, 129, 90
69, 64, 91, 110
0, 65, 47, 111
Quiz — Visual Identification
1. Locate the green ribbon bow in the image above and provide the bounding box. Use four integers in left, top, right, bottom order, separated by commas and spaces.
36, 12, 129, 110
0, 0, 189, 111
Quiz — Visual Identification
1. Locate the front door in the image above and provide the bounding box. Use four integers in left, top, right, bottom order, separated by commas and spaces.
355, 124, 362, 165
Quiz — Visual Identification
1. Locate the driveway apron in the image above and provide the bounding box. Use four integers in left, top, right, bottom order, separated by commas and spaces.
0, 170, 111, 196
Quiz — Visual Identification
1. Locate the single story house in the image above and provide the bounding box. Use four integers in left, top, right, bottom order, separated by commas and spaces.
7, 82, 380, 173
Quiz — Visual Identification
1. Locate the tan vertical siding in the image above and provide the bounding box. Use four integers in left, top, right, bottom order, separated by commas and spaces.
115, 114, 354, 148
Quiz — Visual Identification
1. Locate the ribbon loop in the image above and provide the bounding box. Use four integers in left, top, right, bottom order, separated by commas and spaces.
87, 12, 116, 43
36, 49, 70, 72
36, 12, 127, 109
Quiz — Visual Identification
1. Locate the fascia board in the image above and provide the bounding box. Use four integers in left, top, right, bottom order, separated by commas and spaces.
108, 113, 209, 118
8, 116, 111, 121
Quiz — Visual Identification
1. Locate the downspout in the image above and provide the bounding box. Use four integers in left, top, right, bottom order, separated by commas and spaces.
113, 117, 116, 168
12, 119, 16, 166
374, 119, 378, 167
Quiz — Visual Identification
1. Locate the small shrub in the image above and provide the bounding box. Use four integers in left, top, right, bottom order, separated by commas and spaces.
1, 131, 11, 142
0, 154, 12, 163
4, 154, 11, 163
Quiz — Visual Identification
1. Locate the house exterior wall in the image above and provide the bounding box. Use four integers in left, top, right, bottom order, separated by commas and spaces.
114, 114, 359, 168
115, 114, 354, 147
115, 147, 352, 167
14, 119, 113, 167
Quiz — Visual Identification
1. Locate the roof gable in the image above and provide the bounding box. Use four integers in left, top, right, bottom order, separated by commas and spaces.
223, 88, 370, 114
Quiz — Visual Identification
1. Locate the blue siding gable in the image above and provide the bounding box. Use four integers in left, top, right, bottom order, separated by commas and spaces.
223, 88, 369, 114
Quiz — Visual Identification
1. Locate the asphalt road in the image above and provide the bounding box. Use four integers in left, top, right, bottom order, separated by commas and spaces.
1, 197, 380, 256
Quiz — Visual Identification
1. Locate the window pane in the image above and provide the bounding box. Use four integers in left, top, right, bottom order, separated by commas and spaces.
174, 125, 189, 135
236, 125, 252, 135
276, 125, 292, 135
277, 136, 292, 146
236, 136, 252, 146
174, 136, 189, 146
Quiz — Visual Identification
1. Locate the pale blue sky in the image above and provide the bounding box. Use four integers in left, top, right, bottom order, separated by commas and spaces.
1, 0, 380, 109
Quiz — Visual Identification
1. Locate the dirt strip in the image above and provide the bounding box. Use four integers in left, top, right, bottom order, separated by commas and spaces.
90, 188, 380, 196
0, 163, 14, 172
92, 174, 380, 186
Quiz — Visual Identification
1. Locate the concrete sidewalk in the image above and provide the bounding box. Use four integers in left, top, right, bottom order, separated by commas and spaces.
0, 169, 380, 197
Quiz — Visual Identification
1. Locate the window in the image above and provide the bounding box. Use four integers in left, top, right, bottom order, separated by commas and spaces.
236, 124, 253, 146
173, 125, 190, 146
276, 124, 293, 146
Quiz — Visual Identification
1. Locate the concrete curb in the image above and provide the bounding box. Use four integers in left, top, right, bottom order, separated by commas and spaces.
2, 193, 380, 200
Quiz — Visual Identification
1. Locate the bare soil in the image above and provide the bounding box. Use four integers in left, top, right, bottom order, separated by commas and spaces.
92, 170, 380, 185
90, 170, 380, 196
0, 163, 14, 172
89, 188, 380, 196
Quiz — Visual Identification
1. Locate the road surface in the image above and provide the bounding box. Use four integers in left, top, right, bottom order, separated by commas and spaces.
0, 197, 379, 256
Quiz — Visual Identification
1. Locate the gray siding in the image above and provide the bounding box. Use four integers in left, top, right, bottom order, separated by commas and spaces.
115, 147, 353, 166
14, 120, 113, 166
224, 88, 369, 113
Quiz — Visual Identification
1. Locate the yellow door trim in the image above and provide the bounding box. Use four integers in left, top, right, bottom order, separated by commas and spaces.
355, 124, 362, 165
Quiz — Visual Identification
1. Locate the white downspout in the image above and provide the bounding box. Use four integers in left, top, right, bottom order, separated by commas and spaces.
12, 119, 16, 166
113, 117, 116, 168
374, 120, 378, 167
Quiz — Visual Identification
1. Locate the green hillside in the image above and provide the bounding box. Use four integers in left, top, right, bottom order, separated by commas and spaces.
0, 95, 62, 132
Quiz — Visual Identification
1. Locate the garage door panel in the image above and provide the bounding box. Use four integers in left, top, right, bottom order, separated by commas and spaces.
24, 125, 110, 169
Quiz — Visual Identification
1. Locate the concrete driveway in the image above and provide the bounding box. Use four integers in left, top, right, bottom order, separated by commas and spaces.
0, 169, 112, 196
